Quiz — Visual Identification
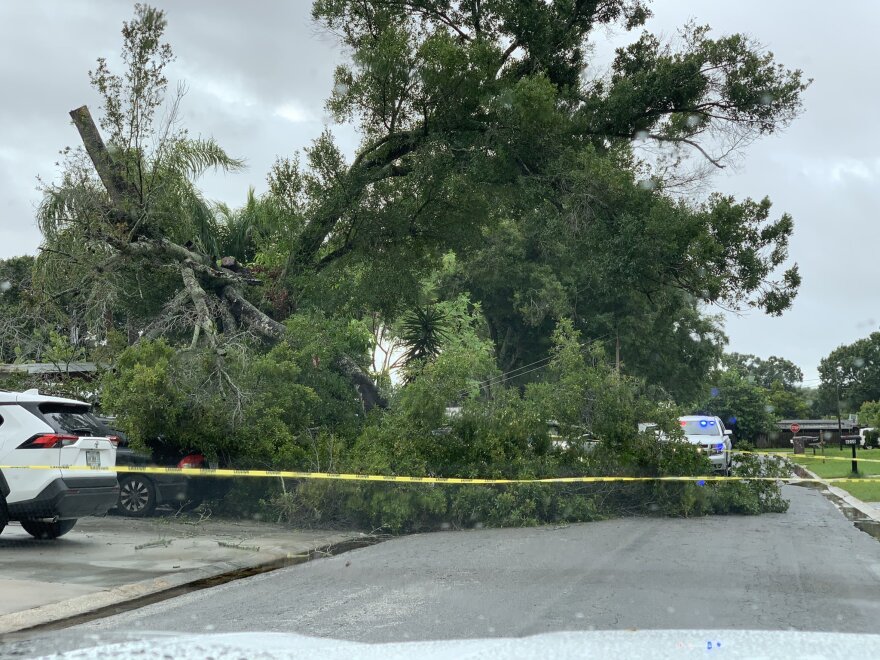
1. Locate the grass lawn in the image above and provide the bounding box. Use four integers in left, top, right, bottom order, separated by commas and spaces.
750, 447, 880, 502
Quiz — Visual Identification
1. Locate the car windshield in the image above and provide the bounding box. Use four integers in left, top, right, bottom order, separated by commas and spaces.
680, 420, 722, 436
3, 1, 880, 657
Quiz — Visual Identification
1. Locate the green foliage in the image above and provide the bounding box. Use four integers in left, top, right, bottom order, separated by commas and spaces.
102, 338, 308, 460
723, 353, 803, 389
699, 368, 773, 443
398, 306, 451, 366
252, 319, 788, 531
858, 400, 880, 429
818, 332, 880, 414
766, 381, 810, 420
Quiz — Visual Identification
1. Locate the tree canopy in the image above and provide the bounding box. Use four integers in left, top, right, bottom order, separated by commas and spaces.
817, 332, 880, 415
5, 2, 810, 471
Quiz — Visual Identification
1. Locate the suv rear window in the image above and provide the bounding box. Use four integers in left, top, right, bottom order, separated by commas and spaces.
38, 404, 108, 437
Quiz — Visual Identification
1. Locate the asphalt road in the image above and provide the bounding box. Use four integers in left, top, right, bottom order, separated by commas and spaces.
6, 484, 880, 657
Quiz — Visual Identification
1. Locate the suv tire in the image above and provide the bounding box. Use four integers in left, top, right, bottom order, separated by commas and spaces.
21, 518, 77, 539
118, 475, 157, 517
0, 493, 8, 536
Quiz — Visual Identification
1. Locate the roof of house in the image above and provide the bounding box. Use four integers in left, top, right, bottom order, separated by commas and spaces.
0, 362, 99, 375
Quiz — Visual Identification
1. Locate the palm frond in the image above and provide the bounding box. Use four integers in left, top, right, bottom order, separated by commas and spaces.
161, 137, 245, 180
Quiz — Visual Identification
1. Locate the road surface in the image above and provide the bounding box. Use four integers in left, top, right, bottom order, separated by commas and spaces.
6, 484, 880, 656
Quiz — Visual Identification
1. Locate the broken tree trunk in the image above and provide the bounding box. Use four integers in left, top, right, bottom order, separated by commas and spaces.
69, 106, 140, 212
70, 103, 387, 411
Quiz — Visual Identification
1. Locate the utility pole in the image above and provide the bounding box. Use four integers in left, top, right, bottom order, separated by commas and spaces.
836, 377, 843, 450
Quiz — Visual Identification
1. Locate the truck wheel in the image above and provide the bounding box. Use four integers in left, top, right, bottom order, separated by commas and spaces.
20, 519, 77, 539
118, 475, 157, 517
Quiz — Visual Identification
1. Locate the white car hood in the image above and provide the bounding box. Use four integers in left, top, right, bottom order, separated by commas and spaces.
42, 630, 880, 660
683, 434, 724, 445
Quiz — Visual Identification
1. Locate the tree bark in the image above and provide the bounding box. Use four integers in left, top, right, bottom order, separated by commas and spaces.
336, 354, 388, 411
69, 106, 138, 212
222, 286, 285, 340
181, 266, 217, 349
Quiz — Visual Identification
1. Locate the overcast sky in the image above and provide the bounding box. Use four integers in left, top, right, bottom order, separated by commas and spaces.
1, 1, 877, 383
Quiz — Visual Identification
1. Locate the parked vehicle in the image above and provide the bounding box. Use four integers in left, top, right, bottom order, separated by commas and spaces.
0, 389, 117, 539
677, 415, 733, 475
96, 417, 229, 517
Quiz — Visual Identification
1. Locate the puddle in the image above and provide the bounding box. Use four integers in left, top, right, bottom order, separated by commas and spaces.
854, 520, 880, 540
830, 499, 880, 541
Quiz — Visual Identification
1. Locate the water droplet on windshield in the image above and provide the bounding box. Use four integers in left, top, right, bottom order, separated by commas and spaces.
765, 404, 775, 413
205, 624, 215, 631
686, 114, 700, 128
635, 130, 649, 141
488, 627, 496, 633
575, 612, 585, 619
440, 522, 451, 530
637, 178, 656, 190
474, 522, 484, 529
759, 93, 773, 105
666, 606, 675, 614
710, 387, 719, 398
854, 357, 865, 368
0, 281, 10, 292
333, 82, 349, 96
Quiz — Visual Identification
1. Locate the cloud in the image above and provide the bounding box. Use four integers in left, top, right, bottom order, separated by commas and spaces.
799, 158, 880, 185
274, 102, 315, 124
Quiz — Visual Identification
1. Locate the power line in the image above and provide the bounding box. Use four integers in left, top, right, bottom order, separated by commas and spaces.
461, 355, 555, 395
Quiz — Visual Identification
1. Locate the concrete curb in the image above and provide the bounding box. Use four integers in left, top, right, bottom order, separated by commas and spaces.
0, 535, 376, 637
790, 463, 880, 524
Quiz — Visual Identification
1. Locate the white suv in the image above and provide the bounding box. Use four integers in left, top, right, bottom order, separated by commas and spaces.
678, 415, 733, 475
0, 390, 118, 539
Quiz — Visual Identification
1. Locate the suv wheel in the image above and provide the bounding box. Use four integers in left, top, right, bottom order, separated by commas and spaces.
20, 518, 77, 539
118, 475, 157, 517
0, 494, 8, 536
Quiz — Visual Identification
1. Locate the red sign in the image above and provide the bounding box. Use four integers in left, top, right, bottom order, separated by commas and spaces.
790, 423, 801, 434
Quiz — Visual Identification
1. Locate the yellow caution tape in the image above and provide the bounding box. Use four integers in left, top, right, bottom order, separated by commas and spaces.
733, 449, 880, 465
0, 463, 877, 485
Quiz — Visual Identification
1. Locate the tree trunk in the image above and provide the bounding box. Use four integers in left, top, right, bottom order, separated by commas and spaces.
69, 106, 139, 212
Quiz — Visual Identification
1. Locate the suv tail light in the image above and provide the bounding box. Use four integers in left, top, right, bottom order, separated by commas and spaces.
178, 453, 205, 469
107, 435, 120, 447
18, 433, 79, 449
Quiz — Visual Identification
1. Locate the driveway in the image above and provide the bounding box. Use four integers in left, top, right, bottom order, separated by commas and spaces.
0, 514, 368, 635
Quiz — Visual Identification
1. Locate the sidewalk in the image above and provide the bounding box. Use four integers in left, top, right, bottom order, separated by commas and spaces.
0, 514, 371, 635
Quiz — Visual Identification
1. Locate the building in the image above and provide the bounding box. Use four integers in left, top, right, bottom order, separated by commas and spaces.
772, 419, 860, 447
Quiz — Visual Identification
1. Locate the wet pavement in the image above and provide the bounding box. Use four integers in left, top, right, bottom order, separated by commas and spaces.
0, 514, 365, 634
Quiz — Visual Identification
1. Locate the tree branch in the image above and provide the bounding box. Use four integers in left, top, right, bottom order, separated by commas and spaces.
222, 286, 285, 340
647, 133, 726, 169
181, 266, 217, 349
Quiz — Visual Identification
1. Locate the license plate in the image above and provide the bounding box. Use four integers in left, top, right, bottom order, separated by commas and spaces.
86, 450, 101, 468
